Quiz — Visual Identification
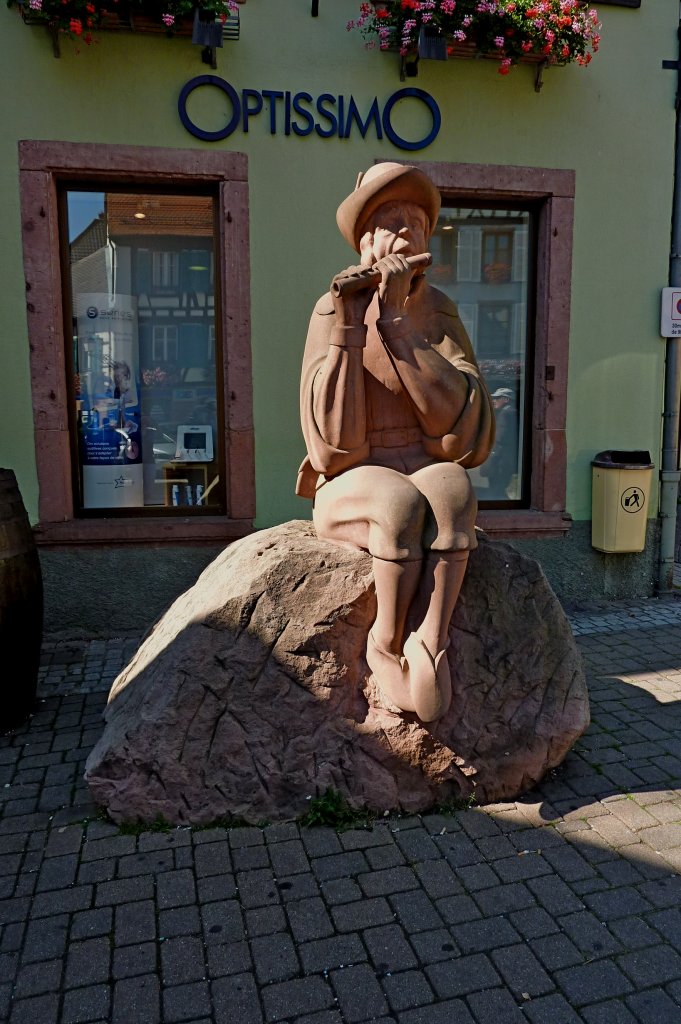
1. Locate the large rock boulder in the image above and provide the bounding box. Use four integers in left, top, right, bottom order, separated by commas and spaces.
84, 520, 589, 824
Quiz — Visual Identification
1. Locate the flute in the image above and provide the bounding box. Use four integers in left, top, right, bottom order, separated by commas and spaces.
330, 252, 432, 297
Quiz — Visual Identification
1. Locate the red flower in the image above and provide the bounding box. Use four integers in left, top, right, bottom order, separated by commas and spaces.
376, 7, 390, 16
69, 16, 82, 32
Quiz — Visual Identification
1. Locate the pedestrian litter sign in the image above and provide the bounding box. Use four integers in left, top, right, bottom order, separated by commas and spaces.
660, 288, 681, 337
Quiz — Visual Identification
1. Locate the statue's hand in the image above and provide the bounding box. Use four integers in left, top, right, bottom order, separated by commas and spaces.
375, 254, 416, 321
330, 265, 375, 327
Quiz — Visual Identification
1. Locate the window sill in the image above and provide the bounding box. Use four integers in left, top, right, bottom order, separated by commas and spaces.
33, 516, 254, 548
477, 509, 572, 541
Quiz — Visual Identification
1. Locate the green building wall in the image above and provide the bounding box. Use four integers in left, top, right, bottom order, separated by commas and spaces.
0, 0, 677, 633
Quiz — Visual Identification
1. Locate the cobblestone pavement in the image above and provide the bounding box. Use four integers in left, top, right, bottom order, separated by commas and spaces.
3, 599, 681, 1023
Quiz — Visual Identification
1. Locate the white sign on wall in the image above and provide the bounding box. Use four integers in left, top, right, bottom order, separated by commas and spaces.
660, 288, 681, 338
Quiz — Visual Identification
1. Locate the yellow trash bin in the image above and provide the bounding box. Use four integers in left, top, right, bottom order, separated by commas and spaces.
591, 450, 654, 553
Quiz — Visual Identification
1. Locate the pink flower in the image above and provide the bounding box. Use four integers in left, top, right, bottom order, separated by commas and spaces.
494, 35, 504, 47
162, 12, 174, 25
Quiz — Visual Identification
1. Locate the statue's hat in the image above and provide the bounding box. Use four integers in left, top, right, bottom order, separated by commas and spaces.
336, 162, 441, 252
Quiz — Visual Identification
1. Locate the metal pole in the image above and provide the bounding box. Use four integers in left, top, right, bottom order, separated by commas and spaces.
658, 10, 681, 595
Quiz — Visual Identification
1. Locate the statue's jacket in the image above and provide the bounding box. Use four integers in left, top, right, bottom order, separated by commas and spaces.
296, 280, 495, 500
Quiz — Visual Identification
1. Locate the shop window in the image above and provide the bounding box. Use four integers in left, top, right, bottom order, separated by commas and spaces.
421, 160, 575, 537
19, 142, 253, 546
64, 188, 223, 515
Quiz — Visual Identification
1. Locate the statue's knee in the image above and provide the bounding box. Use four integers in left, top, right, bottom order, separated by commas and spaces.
368, 484, 426, 560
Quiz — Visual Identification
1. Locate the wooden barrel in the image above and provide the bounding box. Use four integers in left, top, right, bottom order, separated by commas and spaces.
0, 470, 43, 730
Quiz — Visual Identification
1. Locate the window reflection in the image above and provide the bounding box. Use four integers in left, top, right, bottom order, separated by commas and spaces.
430, 206, 531, 503
66, 191, 221, 514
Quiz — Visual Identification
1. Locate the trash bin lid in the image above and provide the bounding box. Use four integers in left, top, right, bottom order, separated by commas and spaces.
591, 450, 654, 469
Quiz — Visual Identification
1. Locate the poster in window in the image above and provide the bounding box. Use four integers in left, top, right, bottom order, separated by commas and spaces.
75, 293, 143, 508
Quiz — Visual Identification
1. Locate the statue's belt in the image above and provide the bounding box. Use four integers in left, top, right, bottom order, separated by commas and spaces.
367, 427, 421, 449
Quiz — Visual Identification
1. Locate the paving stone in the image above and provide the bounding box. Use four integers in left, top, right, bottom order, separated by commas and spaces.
617, 944, 681, 986
382, 969, 435, 1013
331, 896, 394, 933
364, 923, 418, 973
312, 852, 369, 882
202, 900, 245, 944
558, 910, 623, 958
197, 874, 237, 904
159, 904, 202, 938
64, 936, 111, 988
246, 905, 288, 938
261, 975, 334, 1023
555, 960, 634, 1005
413, 860, 463, 899
581, 1000, 639, 1023
436, 894, 481, 925
71, 906, 112, 940
112, 942, 158, 980
299, 933, 367, 974
339, 827, 392, 851
300, 829, 343, 858
12, 959, 62, 997
250, 932, 300, 984
466, 987, 525, 1023
118, 849, 175, 877
30, 885, 93, 918
236, 869, 281, 907
286, 896, 334, 942
625, 988, 681, 1024
426, 953, 501, 998
195, 841, 232, 877
156, 868, 197, 908
9, 992, 61, 1024
21, 914, 69, 963
95, 875, 154, 906
365, 844, 406, 870
206, 939, 252, 979
389, 890, 443, 934
232, 844, 271, 872
508, 906, 559, 939
276, 874, 320, 903
397, 997, 476, 1024
490, 943, 555, 998
228, 828, 264, 849
115, 899, 156, 944
330, 963, 390, 1022
161, 935, 207, 985
163, 980, 212, 1022
61, 983, 111, 1023
409, 929, 460, 965
456, 915, 522, 954
112, 974, 161, 1024
293, 1013, 342, 1024
522, 992, 583, 1023
584, 886, 653, 920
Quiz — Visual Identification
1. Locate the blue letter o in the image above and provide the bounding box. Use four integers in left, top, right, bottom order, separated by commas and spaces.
382, 88, 441, 152
178, 75, 241, 142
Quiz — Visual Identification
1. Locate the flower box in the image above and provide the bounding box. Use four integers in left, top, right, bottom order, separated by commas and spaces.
13, 0, 241, 56
350, 0, 601, 84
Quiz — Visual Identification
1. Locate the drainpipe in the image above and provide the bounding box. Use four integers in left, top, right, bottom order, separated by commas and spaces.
658, 10, 681, 596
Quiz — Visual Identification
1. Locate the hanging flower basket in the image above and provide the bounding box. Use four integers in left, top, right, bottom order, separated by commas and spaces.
348, 0, 601, 77
11, 0, 242, 50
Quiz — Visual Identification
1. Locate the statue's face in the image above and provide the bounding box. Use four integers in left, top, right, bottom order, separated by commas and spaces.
360, 200, 429, 264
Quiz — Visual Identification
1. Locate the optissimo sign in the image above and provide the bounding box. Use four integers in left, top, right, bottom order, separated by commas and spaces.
178, 76, 441, 152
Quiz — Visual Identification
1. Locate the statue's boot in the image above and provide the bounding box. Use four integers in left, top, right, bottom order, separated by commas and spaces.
403, 633, 452, 723
366, 632, 415, 713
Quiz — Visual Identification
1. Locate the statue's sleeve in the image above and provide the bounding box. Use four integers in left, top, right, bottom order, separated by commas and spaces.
295, 294, 371, 499
423, 306, 496, 469
376, 286, 495, 469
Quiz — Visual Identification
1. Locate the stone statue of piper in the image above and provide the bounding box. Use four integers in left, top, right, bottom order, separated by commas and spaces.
296, 162, 495, 722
